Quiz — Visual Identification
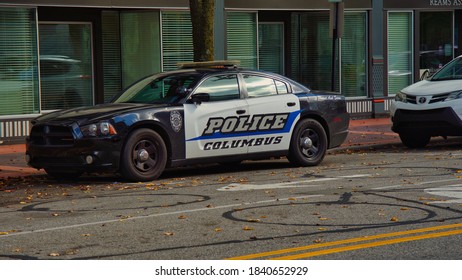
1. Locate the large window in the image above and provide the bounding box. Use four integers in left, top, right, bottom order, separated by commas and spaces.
121, 12, 161, 87
259, 23, 284, 75
39, 23, 93, 110
388, 12, 413, 95
227, 12, 258, 69
0, 7, 39, 116
102, 11, 122, 102
291, 12, 334, 92
420, 11, 454, 79
291, 12, 367, 97
342, 12, 367, 97
162, 11, 193, 71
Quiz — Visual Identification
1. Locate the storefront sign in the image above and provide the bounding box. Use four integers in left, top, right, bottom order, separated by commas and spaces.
430, 0, 462, 7
385, 0, 462, 8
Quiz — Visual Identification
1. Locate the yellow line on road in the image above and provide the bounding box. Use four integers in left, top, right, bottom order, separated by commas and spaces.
227, 223, 462, 260
272, 228, 462, 260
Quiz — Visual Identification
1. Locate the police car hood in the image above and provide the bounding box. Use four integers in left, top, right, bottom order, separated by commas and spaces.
33, 103, 167, 125
402, 79, 462, 95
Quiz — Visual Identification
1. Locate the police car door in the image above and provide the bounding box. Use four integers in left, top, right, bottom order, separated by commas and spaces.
242, 73, 301, 154
184, 73, 249, 159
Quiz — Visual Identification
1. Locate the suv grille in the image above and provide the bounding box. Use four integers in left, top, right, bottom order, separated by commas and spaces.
29, 125, 75, 146
406, 93, 450, 104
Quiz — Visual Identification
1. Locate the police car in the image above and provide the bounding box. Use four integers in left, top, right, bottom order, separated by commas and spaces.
391, 55, 462, 148
26, 61, 349, 181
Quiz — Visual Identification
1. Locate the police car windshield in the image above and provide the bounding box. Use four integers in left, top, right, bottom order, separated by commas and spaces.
430, 57, 462, 81
112, 72, 201, 104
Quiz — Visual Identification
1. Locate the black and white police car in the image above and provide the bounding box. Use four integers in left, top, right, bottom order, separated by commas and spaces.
26, 61, 349, 181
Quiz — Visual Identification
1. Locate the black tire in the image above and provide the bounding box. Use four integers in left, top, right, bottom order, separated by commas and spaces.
288, 118, 327, 166
399, 132, 430, 148
120, 129, 167, 182
44, 168, 83, 179
219, 160, 242, 166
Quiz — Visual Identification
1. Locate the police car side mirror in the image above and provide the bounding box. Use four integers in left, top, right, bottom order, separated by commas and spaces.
189, 93, 210, 104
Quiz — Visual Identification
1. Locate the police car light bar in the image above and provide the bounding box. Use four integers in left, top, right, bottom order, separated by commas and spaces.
177, 60, 240, 69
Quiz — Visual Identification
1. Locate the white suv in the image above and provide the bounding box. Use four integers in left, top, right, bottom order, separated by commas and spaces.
390, 55, 462, 148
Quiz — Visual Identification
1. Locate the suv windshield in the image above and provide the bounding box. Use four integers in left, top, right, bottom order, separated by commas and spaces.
112, 72, 201, 104
430, 56, 462, 81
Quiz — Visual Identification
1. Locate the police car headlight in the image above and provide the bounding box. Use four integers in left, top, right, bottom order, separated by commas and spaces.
446, 90, 462, 101
395, 91, 407, 102
81, 122, 117, 137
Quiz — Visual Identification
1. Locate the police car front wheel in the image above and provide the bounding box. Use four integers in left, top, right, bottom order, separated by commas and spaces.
120, 129, 167, 182
288, 119, 327, 166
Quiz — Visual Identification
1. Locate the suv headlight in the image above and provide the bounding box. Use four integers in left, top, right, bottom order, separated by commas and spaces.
446, 90, 462, 101
395, 91, 407, 102
81, 121, 117, 137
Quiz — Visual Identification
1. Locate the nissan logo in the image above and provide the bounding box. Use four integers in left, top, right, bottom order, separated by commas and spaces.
418, 97, 427, 104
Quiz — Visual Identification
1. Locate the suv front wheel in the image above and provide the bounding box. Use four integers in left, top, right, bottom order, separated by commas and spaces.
399, 132, 430, 148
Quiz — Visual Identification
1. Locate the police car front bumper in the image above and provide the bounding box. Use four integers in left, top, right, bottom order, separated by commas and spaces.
26, 137, 122, 173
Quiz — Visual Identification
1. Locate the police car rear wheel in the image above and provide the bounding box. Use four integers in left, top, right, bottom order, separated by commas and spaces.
288, 119, 327, 166
121, 129, 167, 182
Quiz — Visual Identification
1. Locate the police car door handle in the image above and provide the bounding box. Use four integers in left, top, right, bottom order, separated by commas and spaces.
287, 102, 296, 107
236, 109, 246, 115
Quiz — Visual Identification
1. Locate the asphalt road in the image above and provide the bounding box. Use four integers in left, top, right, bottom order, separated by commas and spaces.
1, 141, 462, 260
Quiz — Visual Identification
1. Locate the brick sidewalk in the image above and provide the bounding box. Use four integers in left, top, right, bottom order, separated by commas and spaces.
344, 117, 399, 148
0, 117, 398, 179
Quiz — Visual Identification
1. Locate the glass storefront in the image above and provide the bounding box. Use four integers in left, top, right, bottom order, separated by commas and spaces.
291, 12, 332, 92
0, 7, 39, 116
419, 11, 454, 79
102, 11, 122, 102
342, 12, 367, 97
388, 12, 413, 95
121, 12, 161, 86
162, 11, 193, 71
291, 11, 367, 97
38, 23, 93, 110
387, 10, 458, 95
227, 12, 258, 69
259, 22, 284, 75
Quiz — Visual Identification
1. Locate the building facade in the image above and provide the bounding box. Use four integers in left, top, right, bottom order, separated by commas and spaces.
0, 0, 456, 142
385, 0, 462, 95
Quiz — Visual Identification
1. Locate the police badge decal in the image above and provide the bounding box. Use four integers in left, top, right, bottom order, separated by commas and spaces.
170, 110, 182, 132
